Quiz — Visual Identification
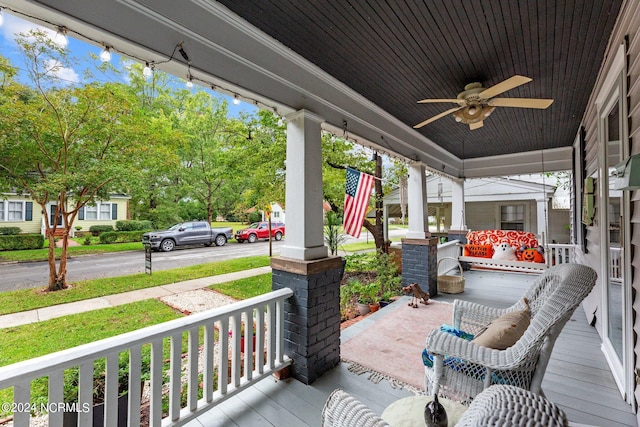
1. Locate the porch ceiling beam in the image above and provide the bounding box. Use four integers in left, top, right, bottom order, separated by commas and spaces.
461, 147, 573, 178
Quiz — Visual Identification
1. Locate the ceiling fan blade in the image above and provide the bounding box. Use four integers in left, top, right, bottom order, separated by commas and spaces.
488, 98, 554, 109
469, 121, 484, 130
479, 75, 532, 99
413, 107, 462, 129
417, 98, 463, 104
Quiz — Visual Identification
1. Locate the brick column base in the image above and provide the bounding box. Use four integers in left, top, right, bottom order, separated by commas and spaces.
447, 229, 469, 244
271, 256, 344, 385
401, 238, 439, 297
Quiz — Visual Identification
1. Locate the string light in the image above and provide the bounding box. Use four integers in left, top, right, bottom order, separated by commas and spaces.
2, 6, 289, 121
99, 45, 111, 62
142, 62, 153, 78
53, 26, 68, 47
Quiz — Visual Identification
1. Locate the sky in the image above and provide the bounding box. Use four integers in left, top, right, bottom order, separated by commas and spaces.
0, 10, 258, 117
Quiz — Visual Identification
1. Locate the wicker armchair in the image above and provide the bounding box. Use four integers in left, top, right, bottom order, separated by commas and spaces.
321, 389, 389, 427
456, 384, 569, 426
424, 263, 597, 403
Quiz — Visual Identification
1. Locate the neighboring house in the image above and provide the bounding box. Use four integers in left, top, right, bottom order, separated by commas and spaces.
374, 174, 571, 243
262, 202, 286, 224
0, 193, 130, 236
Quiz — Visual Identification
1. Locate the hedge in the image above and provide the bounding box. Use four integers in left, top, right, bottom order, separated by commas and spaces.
99, 230, 146, 244
115, 220, 153, 232
89, 225, 114, 236
0, 234, 44, 251
0, 227, 21, 235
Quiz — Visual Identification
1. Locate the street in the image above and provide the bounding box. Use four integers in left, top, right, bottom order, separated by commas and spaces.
0, 240, 284, 292
0, 228, 407, 292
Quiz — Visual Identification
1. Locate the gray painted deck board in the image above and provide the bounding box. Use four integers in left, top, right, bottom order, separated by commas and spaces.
189, 270, 635, 426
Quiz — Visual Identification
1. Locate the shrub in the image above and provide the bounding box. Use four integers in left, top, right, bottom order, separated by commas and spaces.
89, 225, 114, 236
99, 230, 146, 244
98, 232, 117, 244
0, 234, 44, 250
116, 220, 153, 232
0, 227, 21, 235
83, 237, 91, 246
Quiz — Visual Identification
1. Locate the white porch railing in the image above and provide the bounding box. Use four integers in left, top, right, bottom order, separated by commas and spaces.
0, 288, 293, 427
437, 240, 460, 275
610, 246, 622, 282
547, 243, 576, 267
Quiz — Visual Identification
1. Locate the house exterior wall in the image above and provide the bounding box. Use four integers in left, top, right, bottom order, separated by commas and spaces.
1, 194, 129, 235
575, 0, 640, 413
0, 194, 41, 234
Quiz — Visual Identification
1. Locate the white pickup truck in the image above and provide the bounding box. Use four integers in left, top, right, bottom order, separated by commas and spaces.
142, 221, 233, 252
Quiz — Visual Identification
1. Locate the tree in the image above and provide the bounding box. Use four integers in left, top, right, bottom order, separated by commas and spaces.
175, 90, 247, 224
0, 31, 162, 291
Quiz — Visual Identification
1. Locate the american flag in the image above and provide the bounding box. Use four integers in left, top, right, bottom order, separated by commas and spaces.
344, 167, 374, 238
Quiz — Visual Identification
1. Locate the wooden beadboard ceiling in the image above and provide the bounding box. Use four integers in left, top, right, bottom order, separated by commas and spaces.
217, 0, 622, 160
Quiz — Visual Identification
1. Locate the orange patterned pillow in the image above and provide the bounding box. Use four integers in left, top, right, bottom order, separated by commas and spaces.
464, 244, 494, 258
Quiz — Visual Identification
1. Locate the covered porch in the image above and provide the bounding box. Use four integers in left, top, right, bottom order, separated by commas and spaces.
189, 269, 635, 426
0, 0, 638, 425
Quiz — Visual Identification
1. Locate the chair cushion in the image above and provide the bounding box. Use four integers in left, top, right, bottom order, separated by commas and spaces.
472, 305, 531, 350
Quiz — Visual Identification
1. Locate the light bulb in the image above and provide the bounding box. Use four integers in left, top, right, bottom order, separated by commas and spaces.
0, 9, 4, 27
143, 63, 152, 78
100, 46, 111, 62
54, 27, 68, 48
233, 96, 240, 106
185, 75, 193, 88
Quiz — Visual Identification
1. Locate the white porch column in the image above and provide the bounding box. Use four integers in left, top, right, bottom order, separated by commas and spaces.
451, 177, 467, 230
536, 198, 549, 242
406, 162, 429, 238
279, 110, 328, 260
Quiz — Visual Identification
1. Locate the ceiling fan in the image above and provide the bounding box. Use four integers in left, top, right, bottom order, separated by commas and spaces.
413, 75, 553, 130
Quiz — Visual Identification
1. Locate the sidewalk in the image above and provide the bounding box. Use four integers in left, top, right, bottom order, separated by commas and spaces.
0, 266, 272, 329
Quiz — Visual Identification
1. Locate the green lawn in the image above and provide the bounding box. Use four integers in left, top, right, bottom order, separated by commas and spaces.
0, 255, 270, 315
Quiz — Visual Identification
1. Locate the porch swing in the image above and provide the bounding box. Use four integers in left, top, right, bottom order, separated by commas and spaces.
456, 137, 552, 274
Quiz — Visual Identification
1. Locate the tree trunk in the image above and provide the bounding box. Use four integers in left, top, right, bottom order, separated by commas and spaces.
363, 153, 387, 252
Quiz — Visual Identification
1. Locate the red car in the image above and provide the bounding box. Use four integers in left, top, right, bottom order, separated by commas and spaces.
235, 221, 285, 243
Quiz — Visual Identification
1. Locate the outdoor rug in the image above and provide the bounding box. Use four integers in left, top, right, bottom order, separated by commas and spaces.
341, 299, 453, 393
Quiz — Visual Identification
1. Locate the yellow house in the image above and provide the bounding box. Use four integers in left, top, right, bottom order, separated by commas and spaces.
0, 193, 130, 236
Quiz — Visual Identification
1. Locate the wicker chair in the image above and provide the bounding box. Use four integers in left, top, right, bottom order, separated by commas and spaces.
456, 384, 569, 426
424, 263, 597, 403
321, 389, 389, 427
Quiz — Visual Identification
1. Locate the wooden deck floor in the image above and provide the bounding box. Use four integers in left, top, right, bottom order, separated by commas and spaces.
187, 270, 637, 426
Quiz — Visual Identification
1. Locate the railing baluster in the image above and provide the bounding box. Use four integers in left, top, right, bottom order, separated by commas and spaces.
78, 361, 94, 426
203, 323, 215, 402
244, 310, 254, 381
169, 333, 182, 421
47, 370, 63, 426
128, 345, 142, 427
218, 320, 229, 396
276, 299, 285, 365
13, 380, 30, 427
230, 314, 241, 387
188, 327, 199, 411
105, 353, 119, 427
256, 307, 265, 375
150, 340, 163, 427
267, 301, 277, 369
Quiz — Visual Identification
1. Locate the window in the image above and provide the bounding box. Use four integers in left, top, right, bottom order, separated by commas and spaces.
0, 201, 30, 222
83, 202, 114, 221
85, 205, 98, 220
8, 201, 24, 221
500, 205, 524, 231
273, 211, 280, 218
99, 203, 111, 220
